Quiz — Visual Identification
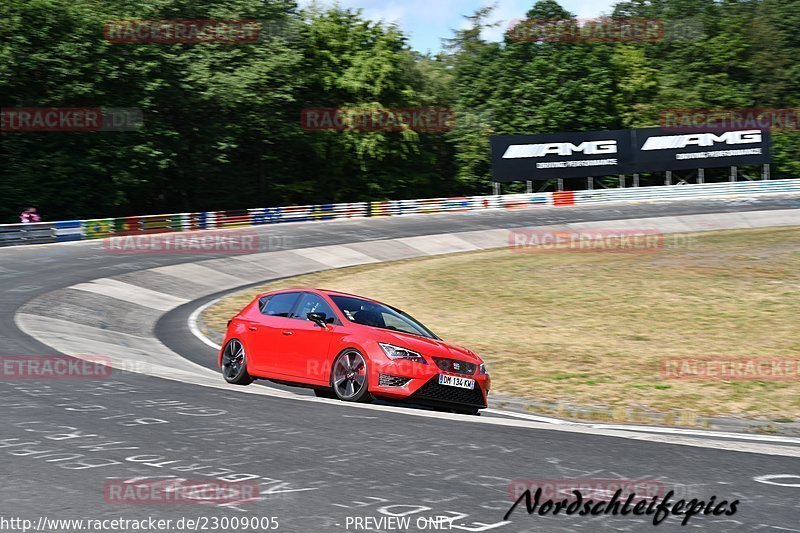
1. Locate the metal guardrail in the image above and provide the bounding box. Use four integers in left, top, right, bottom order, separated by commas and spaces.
0, 222, 58, 246
1, 179, 798, 247
572, 179, 800, 205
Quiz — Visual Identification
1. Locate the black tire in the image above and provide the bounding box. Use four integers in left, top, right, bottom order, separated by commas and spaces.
221, 339, 253, 385
314, 388, 337, 399
331, 349, 372, 402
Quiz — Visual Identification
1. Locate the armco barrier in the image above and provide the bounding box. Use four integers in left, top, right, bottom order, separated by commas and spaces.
140, 214, 173, 233
215, 210, 251, 228
0, 179, 798, 247
54, 220, 82, 242
573, 179, 800, 204
0, 221, 57, 246
83, 218, 114, 239
554, 191, 576, 206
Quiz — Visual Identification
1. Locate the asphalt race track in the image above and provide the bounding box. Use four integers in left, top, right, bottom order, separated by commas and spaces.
2, 196, 800, 533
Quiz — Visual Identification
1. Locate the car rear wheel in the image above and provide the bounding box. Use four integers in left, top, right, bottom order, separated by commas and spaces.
221, 339, 253, 385
332, 349, 372, 402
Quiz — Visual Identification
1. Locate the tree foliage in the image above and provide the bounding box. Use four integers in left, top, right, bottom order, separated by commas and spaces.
0, 0, 797, 221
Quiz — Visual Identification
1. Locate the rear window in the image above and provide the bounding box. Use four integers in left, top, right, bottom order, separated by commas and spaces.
261, 292, 300, 317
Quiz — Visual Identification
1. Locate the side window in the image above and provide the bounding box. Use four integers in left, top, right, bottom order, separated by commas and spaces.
292, 293, 336, 323
261, 292, 300, 317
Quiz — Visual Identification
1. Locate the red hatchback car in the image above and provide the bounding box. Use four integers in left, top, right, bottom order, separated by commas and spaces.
219, 289, 490, 414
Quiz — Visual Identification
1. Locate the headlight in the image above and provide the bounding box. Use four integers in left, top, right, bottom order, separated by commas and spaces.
379, 343, 427, 364
479, 363, 488, 375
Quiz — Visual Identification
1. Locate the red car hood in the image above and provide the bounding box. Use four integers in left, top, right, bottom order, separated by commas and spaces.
376, 330, 483, 365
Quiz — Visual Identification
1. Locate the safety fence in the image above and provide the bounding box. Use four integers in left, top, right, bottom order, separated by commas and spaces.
1, 179, 798, 247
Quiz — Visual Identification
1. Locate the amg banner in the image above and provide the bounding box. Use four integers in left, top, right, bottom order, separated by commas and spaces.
490, 128, 771, 181
631, 127, 771, 172
490, 130, 632, 181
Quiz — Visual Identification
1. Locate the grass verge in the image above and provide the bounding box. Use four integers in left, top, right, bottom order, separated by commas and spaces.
203, 227, 800, 423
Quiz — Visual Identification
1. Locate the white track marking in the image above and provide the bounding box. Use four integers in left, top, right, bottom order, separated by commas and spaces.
483, 408, 570, 425
188, 297, 225, 350
754, 475, 800, 488
591, 424, 800, 445
150, 262, 244, 288
71, 278, 188, 311
291, 245, 379, 268
397, 233, 481, 255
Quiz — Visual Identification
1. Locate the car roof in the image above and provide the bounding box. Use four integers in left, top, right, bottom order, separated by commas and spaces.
257, 287, 382, 304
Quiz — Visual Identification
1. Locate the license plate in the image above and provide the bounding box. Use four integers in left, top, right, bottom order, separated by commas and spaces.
439, 374, 474, 389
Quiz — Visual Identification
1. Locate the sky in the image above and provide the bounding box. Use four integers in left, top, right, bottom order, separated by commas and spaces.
300, 0, 618, 53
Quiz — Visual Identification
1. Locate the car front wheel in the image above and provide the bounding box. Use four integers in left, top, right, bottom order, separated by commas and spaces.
331, 349, 372, 402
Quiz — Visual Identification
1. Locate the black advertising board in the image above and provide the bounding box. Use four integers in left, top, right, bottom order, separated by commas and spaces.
630, 127, 771, 172
489, 130, 632, 181
489, 128, 771, 181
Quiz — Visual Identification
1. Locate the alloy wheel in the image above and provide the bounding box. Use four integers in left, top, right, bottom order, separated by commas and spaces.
333, 350, 367, 400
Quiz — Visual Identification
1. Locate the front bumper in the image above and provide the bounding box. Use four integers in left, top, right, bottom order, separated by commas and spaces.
408, 375, 487, 409
369, 359, 489, 409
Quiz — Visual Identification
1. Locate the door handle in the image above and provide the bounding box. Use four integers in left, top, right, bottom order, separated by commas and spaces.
282, 330, 293, 336
248, 326, 257, 331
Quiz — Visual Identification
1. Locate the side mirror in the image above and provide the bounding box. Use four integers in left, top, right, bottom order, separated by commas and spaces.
307, 312, 328, 328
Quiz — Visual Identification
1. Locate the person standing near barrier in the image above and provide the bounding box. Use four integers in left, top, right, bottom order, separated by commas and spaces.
19, 207, 41, 224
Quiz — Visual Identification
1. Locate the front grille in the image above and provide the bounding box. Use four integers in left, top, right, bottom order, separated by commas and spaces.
378, 373, 411, 387
410, 377, 486, 408
432, 357, 476, 376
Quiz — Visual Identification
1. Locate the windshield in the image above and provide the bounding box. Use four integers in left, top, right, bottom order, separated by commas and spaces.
329, 295, 438, 339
